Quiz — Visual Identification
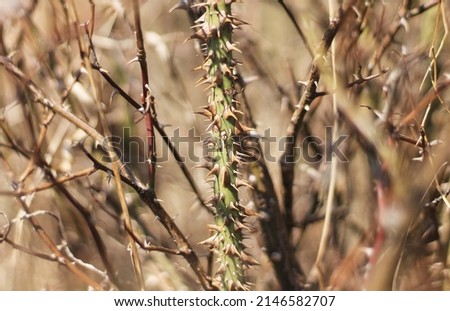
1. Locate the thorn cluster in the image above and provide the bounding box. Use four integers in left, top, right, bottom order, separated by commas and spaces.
191, 0, 254, 290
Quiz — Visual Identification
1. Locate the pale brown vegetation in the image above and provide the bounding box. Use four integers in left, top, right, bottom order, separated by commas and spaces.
0, 0, 449, 290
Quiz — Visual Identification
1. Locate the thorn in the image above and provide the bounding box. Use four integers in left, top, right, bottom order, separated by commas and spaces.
241, 252, 259, 266
216, 262, 228, 274
234, 220, 251, 231
127, 57, 139, 65
242, 204, 258, 217
219, 165, 229, 187
230, 152, 242, 165
191, 2, 209, 9
191, 12, 205, 26
194, 76, 209, 87
228, 201, 240, 211
235, 178, 253, 189
225, 41, 242, 53
193, 64, 208, 71
236, 151, 251, 158
206, 163, 220, 178
235, 121, 254, 134
188, 28, 208, 42
224, 243, 239, 256
222, 107, 237, 121
198, 234, 219, 246
203, 83, 215, 92
194, 109, 213, 119
207, 224, 222, 232
205, 119, 216, 132
227, 279, 234, 291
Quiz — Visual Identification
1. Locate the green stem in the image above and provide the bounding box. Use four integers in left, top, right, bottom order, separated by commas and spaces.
195, 0, 250, 290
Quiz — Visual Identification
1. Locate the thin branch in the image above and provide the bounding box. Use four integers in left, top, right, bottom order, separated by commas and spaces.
425, 188, 450, 208
124, 224, 182, 255
397, 79, 450, 129
132, 0, 156, 189
4, 237, 58, 262
0, 122, 119, 289
0, 167, 97, 196
79, 144, 215, 290
16, 198, 104, 290
0, 56, 107, 148
90, 57, 210, 214
47, 168, 121, 289
367, 0, 439, 74
280, 2, 354, 235
314, 68, 389, 98
278, 0, 313, 58
313, 0, 340, 290
77, 4, 146, 288
236, 72, 304, 289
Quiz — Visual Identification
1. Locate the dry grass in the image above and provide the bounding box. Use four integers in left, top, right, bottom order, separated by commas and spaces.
0, 0, 449, 290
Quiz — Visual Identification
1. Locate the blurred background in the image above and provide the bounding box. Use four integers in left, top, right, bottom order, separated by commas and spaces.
0, 0, 449, 290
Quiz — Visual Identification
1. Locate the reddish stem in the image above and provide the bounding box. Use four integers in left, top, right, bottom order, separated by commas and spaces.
133, 0, 156, 188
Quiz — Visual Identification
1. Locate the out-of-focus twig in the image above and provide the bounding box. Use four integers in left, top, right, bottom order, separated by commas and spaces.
367, 0, 439, 74
16, 198, 104, 290
73, 0, 146, 289
90, 50, 211, 214
280, 2, 354, 235
278, 0, 313, 58
396, 79, 450, 129
0, 56, 106, 147
312, 0, 340, 289
79, 144, 215, 290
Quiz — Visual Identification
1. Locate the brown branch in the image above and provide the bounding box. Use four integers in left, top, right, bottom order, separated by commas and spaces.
124, 224, 182, 255
132, 0, 156, 189
0, 126, 119, 289
79, 144, 214, 290
425, 188, 450, 208
5, 209, 109, 282
16, 199, 104, 290
4, 237, 58, 262
1, 51, 149, 289
0, 167, 97, 196
45, 168, 122, 289
278, 0, 313, 58
367, 0, 439, 74
0, 56, 107, 148
90, 51, 210, 214
280, 2, 354, 235
235, 74, 304, 289
397, 79, 450, 129
314, 68, 389, 98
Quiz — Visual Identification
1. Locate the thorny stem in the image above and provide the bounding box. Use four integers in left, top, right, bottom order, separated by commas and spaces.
194, 0, 251, 290
0, 55, 213, 290
132, 0, 156, 189
173, 1, 302, 289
